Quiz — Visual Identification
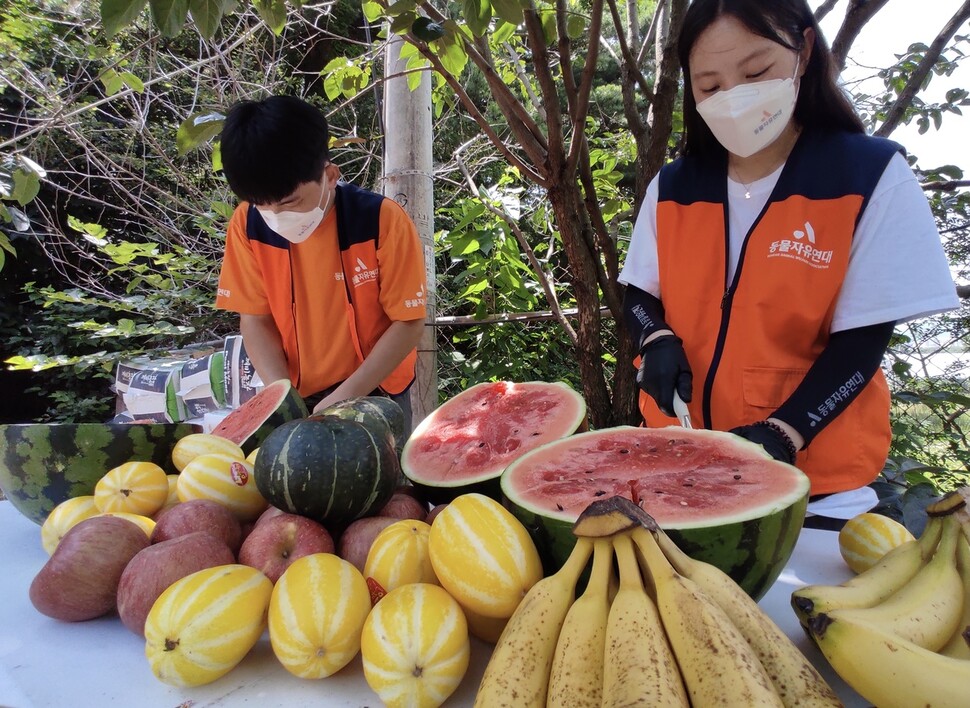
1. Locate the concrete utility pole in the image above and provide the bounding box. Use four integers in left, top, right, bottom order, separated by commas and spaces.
382, 34, 436, 431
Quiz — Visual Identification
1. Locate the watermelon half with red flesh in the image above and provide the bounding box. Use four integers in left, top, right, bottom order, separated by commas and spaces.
502, 426, 810, 600
211, 379, 308, 454
400, 381, 587, 504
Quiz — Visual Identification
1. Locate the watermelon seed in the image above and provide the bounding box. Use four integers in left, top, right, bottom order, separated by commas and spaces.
584, 469, 594, 474
734, 474, 742, 480
683, 483, 693, 487
619, 449, 629, 454
531, 432, 540, 436
593, 490, 606, 497
556, 503, 564, 511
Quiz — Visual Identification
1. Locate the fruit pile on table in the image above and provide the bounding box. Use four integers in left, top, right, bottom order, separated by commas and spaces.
5, 380, 970, 707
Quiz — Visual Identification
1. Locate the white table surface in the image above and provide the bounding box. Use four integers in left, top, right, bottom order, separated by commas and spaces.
0, 500, 866, 707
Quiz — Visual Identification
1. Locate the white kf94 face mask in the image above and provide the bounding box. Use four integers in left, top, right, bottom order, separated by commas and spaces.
696, 58, 800, 158
257, 179, 332, 244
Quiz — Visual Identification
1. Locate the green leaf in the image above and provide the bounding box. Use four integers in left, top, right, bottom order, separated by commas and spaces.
148, 0, 190, 37
254, 0, 287, 35
386, 0, 416, 15
361, 0, 383, 22
492, 19, 516, 43
11, 169, 40, 206
188, 0, 233, 37
490, 0, 522, 25
390, 11, 417, 34
212, 140, 223, 171
462, 0, 491, 37
566, 13, 585, 39
176, 111, 225, 155
412, 16, 445, 41
100, 68, 125, 96
101, 0, 149, 37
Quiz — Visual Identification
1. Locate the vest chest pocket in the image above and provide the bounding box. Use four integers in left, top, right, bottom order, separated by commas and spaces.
741, 367, 809, 411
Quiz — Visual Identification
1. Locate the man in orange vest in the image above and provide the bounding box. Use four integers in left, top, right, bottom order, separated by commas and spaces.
215, 96, 427, 429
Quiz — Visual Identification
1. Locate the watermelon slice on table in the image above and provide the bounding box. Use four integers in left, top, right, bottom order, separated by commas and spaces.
502, 426, 810, 600
211, 379, 308, 454
400, 381, 587, 504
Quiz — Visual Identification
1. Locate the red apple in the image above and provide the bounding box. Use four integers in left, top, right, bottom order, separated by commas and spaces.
29, 515, 149, 622
337, 516, 401, 573
254, 505, 287, 527
377, 493, 428, 522
117, 532, 235, 636
426, 503, 449, 525
238, 513, 335, 583
151, 499, 243, 554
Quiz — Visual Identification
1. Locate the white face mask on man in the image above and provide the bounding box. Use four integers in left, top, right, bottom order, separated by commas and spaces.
696, 58, 800, 158
257, 178, 333, 244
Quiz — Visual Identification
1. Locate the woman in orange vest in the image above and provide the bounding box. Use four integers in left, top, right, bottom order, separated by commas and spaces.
619, 0, 958, 500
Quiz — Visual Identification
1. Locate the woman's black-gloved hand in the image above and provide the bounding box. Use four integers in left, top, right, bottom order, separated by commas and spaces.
636, 335, 692, 417
729, 421, 798, 465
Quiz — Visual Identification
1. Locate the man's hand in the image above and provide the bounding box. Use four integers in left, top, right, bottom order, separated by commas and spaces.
729, 421, 798, 465
636, 334, 692, 417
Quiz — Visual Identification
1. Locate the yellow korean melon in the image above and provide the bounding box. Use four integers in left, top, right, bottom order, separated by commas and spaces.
144, 564, 272, 687
361, 583, 470, 708
171, 433, 244, 472
176, 453, 267, 521
94, 461, 169, 516
461, 603, 508, 644
268, 553, 371, 678
365, 519, 438, 592
40, 495, 99, 555
428, 493, 542, 619
839, 512, 916, 573
94, 511, 156, 538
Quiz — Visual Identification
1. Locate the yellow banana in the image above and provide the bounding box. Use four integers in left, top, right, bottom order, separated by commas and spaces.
644, 527, 841, 707
546, 538, 613, 707
824, 513, 963, 651
634, 527, 783, 707
473, 537, 592, 708
809, 608, 970, 708
600, 534, 689, 708
939, 521, 970, 659
791, 514, 942, 625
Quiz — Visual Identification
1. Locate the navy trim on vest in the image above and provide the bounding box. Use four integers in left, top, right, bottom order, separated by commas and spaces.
659, 131, 902, 208
244, 182, 386, 250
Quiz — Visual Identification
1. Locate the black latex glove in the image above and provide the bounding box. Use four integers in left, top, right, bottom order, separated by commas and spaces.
636, 335, 692, 418
729, 422, 797, 465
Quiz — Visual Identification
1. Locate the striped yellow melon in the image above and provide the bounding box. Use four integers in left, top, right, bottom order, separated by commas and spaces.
428, 493, 543, 619
268, 553, 371, 678
95, 511, 156, 538
365, 519, 438, 592
144, 564, 272, 687
94, 461, 169, 516
176, 453, 267, 522
40, 495, 99, 555
245, 447, 259, 464
461, 603, 509, 644
361, 583, 470, 708
157, 474, 180, 514
171, 433, 244, 472
839, 512, 916, 573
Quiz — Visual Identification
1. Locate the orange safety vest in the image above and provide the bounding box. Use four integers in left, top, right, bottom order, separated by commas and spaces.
244, 183, 417, 396
641, 131, 901, 494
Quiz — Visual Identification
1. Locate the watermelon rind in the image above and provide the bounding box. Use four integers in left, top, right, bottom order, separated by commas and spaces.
401, 380, 587, 504
211, 379, 308, 454
0, 422, 200, 525
501, 426, 810, 600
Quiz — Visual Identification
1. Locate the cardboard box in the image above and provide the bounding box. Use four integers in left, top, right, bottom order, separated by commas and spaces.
177, 351, 226, 419
223, 335, 263, 408
121, 362, 185, 423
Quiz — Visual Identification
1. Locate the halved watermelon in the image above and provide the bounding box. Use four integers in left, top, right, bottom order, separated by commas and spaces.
502, 426, 810, 599
400, 381, 587, 503
210, 379, 307, 454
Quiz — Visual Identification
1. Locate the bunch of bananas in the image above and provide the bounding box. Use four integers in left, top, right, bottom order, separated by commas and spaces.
473, 495, 841, 707
793, 488, 970, 708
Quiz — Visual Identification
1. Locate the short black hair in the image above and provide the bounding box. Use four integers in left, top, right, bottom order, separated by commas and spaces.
678, 0, 865, 160
220, 95, 330, 204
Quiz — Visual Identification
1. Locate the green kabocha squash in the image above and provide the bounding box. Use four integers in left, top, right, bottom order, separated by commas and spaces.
253, 416, 399, 529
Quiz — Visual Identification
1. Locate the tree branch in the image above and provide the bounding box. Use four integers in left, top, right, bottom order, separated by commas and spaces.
522, 7, 566, 175
875, 0, 970, 137
921, 179, 970, 192
565, 0, 604, 174
813, 0, 840, 25
830, 0, 893, 72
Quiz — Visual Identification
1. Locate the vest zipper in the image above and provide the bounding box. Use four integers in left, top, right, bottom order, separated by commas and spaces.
288, 245, 300, 391
701, 191, 774, 429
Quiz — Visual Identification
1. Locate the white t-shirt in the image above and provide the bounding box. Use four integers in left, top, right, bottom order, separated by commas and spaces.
618, 151, 960, 332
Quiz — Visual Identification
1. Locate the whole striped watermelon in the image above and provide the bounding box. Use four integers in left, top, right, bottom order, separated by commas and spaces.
501, 426, 810, 600
0, 422, 199, 525
252, 416, 399, 530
